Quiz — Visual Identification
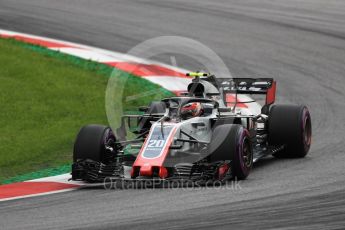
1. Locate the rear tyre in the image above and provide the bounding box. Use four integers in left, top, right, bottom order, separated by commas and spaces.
209, 124, 253, 180
73, 124, 116, 163
268, 105, 312, 158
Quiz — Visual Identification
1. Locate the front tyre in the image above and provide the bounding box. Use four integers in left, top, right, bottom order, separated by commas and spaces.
209, 124, 253, 180
73, 124, 116, 163
268, 105, 312, 158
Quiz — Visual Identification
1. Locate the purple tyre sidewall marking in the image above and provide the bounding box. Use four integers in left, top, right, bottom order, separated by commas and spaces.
301, 108, 312, 153
236, 128, 252, 175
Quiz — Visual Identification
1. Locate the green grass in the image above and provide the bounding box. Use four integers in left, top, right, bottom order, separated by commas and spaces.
0, 38, 174, 184
2, 164, 71, 184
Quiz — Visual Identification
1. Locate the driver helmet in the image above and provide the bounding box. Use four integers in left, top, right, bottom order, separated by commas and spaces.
181, 102, 204, 119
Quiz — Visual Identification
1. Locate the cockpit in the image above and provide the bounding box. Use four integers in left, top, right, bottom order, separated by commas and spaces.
162, 97, 217, 121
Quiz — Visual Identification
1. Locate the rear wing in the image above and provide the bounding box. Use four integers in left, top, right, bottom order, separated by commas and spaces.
217, 78, 277, 105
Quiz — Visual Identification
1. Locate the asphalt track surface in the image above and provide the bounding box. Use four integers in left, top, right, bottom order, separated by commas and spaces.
1, 0, 345, 229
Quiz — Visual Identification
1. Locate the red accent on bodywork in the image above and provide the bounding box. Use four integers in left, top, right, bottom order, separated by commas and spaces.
218, 164, 230, 180
133, 126, 177, 178
140, 165, 153, 177
159, 167, 168, 179
266, 81, 276, 105
0, 35, 73, 48
104, 62, 187, 77
226, 94, 248, 108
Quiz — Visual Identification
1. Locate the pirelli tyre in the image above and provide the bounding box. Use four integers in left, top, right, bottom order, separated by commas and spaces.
268, 104, 312, 158
73, 125, 116, 163
209, 124, 253, 180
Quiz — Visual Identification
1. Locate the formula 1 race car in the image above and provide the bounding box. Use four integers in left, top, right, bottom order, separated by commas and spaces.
71, 73, 312, 184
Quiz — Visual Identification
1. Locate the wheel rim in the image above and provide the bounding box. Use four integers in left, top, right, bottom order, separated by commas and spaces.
102, 128, 116, 162
242, 137, 252, 168
303, 115, 312, 147
103, 128, 116, 145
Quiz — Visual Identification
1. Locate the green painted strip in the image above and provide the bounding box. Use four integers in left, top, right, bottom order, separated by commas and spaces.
2, 164, 71, 184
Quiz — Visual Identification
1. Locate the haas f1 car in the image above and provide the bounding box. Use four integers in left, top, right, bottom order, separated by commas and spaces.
72, 73, 312, 184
